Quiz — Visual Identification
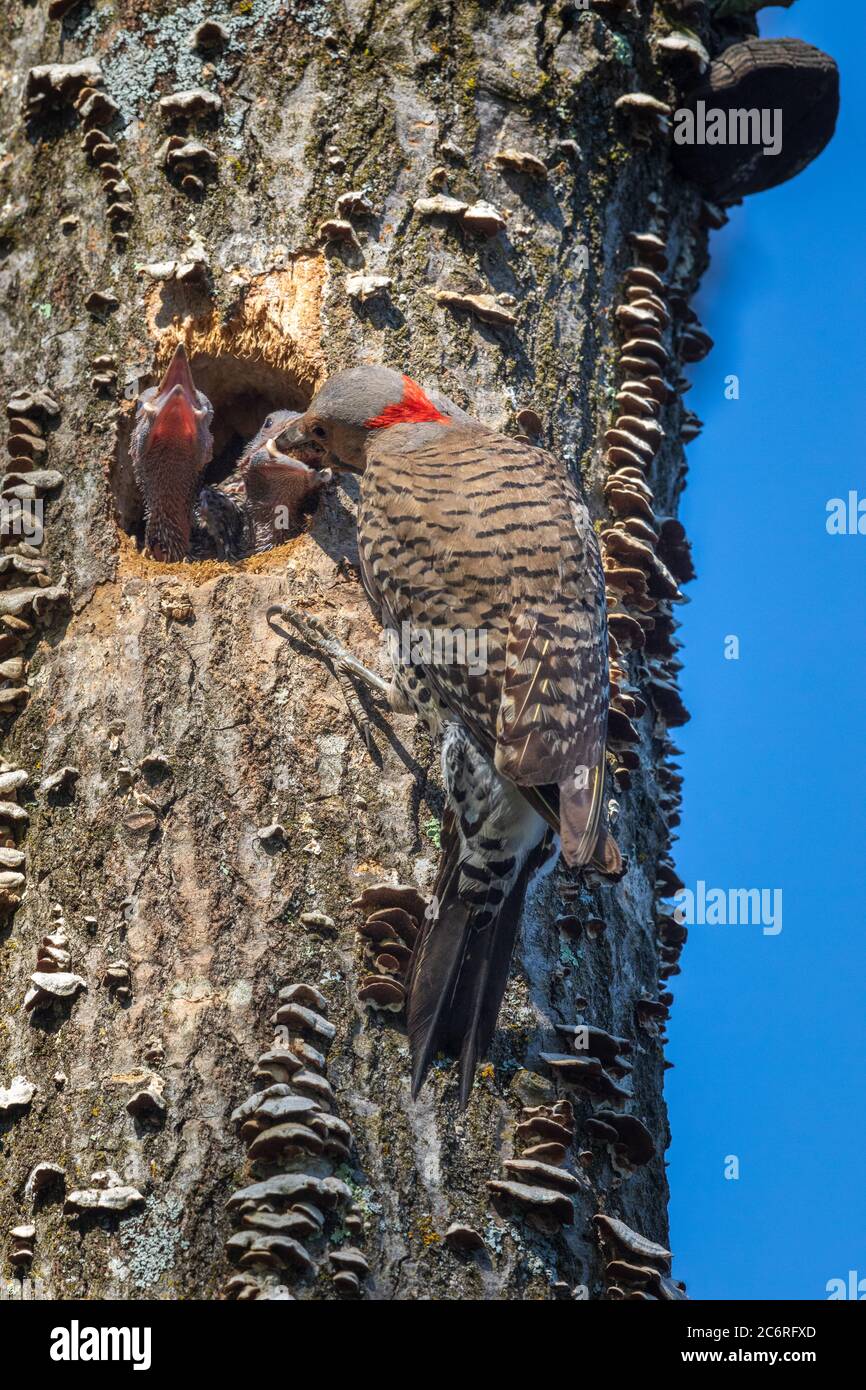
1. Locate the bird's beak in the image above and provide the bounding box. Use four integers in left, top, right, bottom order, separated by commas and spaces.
145, 345, 205, 450
270, 415, 321, 463
272, 417, 362, 474
264, 436, 316, 474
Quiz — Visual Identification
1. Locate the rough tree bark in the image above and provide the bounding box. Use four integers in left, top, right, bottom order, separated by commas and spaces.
0, 0, 743, 1302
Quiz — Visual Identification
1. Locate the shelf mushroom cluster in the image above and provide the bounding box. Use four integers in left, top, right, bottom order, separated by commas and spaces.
1, 388, 67, 922
672, 38, 839, 203
22, 57, 101, 121
76, 85, 131, 251
3, 387, 64, 663
351, 882, 427, 1014
9, 1224, 35, 1272
8, 1162, 66, 1276
540, 1025, 634, 1110
0, 764, 29, 912
601, 223, 711, 792
544, 1024, 655, 1177
487, 1099, 581, 1234
0, 1074, 36, 1119
63, 1169, 144, 1217
223, 985, 370, 1300
634, 993, 671, 1045
656, 908, 687, 984
23, 59, 132, 252
594, 1214, 688, 1301
644, 857, 687, 1033
25, 905, 87, 1014
157, 90, 222, 199
614, 92, 673, 143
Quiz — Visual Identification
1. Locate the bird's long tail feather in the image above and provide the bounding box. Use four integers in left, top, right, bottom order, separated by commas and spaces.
406, 819, 545, 1108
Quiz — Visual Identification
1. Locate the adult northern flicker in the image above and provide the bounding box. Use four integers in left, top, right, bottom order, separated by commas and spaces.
130, 345, 214, 562
273, 366, 619, 1105
194, 410, 330, 560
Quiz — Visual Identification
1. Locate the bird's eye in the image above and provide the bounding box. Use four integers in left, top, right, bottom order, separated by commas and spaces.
312, 425, 327, 441
263, 415, 273, 430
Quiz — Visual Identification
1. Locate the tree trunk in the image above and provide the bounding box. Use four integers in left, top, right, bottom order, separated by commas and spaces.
0, 0, 710, 1302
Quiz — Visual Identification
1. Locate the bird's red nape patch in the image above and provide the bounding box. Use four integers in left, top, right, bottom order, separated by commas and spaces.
364, 375, 450, 429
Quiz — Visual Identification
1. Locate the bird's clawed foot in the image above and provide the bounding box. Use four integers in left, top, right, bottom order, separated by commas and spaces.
266, 605, 390, 756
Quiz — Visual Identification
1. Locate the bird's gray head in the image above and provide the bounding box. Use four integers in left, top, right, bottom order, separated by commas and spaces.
275, 365, 454, 472
130, 344, 214, 562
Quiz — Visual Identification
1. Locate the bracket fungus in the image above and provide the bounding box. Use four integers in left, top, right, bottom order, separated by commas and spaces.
126, 1086, 166, 1124
606, 1260, 688, 1301
84, 289, 119, 317
24, 59, 102, 119
654, 33, 709, 75
0, 1075, 36, 1116
64, 1175, 145, 1217
487, 1097, 578, 1232
487, 1180, 574, 1232
26, 969, 87, 1012
334, 190, 374, 219
556, 1024, 632, 1073
445, 1223, 486, 1254
25, 928, 86, 1012
656, 519, 695, 585
76, 88, 119, 126
9, 1225, 35, 1271
190, 20, 229, 51
493, 148, 548, 180
345, 272, 392, 303
352, 882, 426, 1013
271, 999, 336, 1045
164, 139, 218, 198
594, 1214, 686, 1299
7, 389, 60, 422
318, 217, 360, 247
159, 89, 223, 121
634, 996, 670, 1037
503, 1159, 581, 1195
414, 193, 468, 221
594, 1212, 672, 1265
463, 201, 507, 237
672, 39, 839, 201
614, 93, 672, 140
628, 230, 668, 273
222, 990, 370, 1299
103, 959, 132, 1001
540, 1053, 632, 1106
226, 1178, 352, 1216
433, 289, 517, 329
25, 1162, 66, 1201
585, 1109, 655, 1173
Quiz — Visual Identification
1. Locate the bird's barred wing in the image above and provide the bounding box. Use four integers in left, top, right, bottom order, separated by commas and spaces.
359, 428, 610, 861
495, 458, 609, 864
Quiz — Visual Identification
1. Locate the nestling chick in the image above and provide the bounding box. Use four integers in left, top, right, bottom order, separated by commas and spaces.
195, 410, 331, 560
130, 345, 214, 562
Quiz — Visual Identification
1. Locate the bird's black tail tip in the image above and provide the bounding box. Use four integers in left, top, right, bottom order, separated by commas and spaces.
406, 844, 541, 1109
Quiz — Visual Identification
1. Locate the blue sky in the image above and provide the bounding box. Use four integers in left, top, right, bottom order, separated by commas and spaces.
666, 1, 866, 1301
